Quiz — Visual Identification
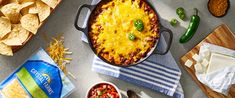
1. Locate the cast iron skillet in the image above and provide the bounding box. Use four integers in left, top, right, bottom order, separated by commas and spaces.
74, 0, 173, 67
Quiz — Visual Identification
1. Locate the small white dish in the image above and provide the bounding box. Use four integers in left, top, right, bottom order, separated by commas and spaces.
86, 81, 122, 98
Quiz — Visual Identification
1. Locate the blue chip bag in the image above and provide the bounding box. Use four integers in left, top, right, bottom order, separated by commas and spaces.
0, 48, 75, 98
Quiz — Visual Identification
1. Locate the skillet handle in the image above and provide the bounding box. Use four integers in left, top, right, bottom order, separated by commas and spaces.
74, 4, 95, 36
154, 26, 173, 55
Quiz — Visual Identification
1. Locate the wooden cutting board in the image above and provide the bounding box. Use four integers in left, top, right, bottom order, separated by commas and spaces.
180, 24, 235, 98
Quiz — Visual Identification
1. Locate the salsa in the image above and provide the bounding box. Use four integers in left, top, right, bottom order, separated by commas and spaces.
88, 83, 120, 98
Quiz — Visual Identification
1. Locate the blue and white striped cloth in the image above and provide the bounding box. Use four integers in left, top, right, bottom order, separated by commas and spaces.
81, 0, 184, 98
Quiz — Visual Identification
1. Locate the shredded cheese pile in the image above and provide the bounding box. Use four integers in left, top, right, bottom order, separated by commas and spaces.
47, 36, 72, 74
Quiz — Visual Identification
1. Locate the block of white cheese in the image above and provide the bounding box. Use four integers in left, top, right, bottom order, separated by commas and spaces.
207, 53, 235, 74
201, 59, 209, 68
192, 54, 202, 62
201, 48, 210, 58
185, 59, 193, 68
194, 63, 203, 73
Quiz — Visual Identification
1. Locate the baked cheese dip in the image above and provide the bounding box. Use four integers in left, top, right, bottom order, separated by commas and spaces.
89, 0, 159, 65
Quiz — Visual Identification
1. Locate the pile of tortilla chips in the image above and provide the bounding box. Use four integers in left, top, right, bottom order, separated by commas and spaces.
0, 0, 59, 56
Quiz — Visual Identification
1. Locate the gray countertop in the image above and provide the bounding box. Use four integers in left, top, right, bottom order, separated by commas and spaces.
0, 0, 234, 98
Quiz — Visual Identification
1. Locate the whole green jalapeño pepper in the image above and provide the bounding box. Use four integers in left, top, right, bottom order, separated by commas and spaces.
179, 8, 200, 43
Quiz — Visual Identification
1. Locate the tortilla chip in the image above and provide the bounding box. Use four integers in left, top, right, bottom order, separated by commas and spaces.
2, 24, 29, 46
21, 2, 34, 8
36, 0, 50, 22
18, 0, 35, 3
0, 42, 13, 56
1, 3, 21, 23
20, 14, 39, 34
38, 21, 43, 27
2, 33, 22, 46
28, 5, 37, 13
0, 17, 11, 38
14, 24, 29, 43
41, 0, 58, 8
17, 2, 33, 15
20, 7, 30, 15
20, 3, 37, 15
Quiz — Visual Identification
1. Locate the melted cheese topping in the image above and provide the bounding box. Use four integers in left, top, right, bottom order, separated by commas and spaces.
91, 0, 158, 64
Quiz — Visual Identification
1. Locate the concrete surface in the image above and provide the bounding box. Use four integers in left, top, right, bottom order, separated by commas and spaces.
0, 0, 234, 98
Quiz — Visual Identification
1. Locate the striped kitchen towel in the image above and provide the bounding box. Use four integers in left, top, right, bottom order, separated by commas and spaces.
80, 0, 184, 98
89, 35, 183, 98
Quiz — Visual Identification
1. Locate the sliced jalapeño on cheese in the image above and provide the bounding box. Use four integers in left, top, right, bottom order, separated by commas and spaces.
134, 19, 144, 32
128, 33, 136, 41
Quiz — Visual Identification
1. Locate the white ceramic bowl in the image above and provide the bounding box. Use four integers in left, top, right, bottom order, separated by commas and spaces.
86, 81, 122, 98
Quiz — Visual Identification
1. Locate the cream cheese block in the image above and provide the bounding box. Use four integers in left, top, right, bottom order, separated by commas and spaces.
207, 53, 235, 74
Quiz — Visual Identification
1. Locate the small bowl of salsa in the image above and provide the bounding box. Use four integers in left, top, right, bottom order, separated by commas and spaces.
86, 82, 121, 98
